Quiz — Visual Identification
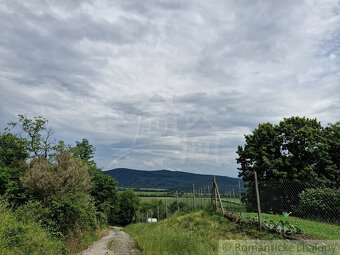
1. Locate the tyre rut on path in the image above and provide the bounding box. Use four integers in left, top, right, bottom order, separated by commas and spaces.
82, 226, 137, 255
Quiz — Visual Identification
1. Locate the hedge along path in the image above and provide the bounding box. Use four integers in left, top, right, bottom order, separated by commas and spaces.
82, 227, 137, 255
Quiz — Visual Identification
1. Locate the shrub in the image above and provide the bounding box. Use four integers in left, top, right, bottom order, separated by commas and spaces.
21, 151, 91, 203
169, 201, 191, 214
296, 188, 340, 223
0, 203, 64, 255
43, 192, 98, 237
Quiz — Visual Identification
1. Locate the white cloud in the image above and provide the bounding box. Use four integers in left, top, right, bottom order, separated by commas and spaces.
0, 0, 339, 177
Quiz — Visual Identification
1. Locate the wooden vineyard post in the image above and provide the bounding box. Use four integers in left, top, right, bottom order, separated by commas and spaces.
176, 190, 179, 212
165, 200, 169, 218
211, 178, 215, 207
146, 211, 148, 222
204, 186, 206, 208
192, 184, 196, 210
238, 180, 242, 216
213, 176, 218, 209
200, 188, 202, 209
254, 171, 262, 229
157, 206, 160, 221
214, 176, 225, 214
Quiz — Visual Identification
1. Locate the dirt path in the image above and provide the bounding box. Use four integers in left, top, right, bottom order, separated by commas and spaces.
82, 227, 137, 255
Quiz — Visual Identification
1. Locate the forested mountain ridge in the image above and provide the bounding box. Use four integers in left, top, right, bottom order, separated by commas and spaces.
104, 168, 243, 192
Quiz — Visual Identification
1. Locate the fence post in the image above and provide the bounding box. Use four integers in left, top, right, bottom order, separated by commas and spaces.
238, 180, 242, 216
157, 206, 160, 221
254, 171, 262, 229
192, 184, 196, 210
214, 177, 225, 214
165, 200, 168, 218
176, 190, 179, 212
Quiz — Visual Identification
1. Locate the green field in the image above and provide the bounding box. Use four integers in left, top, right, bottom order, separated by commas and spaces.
243, 213, 340, 240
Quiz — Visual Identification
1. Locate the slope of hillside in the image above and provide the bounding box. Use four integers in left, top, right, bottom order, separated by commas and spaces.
103, 168, 244, 192
125, 211, 281, 255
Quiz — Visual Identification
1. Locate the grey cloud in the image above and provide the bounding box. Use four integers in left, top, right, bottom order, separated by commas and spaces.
0, 0, 339, 177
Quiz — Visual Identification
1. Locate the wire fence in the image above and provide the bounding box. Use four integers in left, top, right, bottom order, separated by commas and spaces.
242, 180, 340, 225
135, 177, 340, 226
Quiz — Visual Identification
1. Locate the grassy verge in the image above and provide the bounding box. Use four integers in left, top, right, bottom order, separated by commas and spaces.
243, 213, 340, 240
0, 205, 64, 255
125, 210, 282, 255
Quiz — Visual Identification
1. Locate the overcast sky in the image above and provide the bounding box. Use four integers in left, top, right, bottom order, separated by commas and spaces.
0, 0, 339, 177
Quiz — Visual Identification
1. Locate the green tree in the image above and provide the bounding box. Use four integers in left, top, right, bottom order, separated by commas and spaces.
325, 122, 340, 179
0, 131, 29, 203
117, 190, 140, 225
8, 114, 56, 159
75, 139, 95, 166
236, 117, 339, 213
89, 167, 119, 224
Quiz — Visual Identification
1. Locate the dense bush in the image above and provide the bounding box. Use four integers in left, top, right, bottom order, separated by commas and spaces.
21, 152, 91, 204
169, 201, 190, 214
116, 190, 140, 225
44, 192, 99, 237
0, 203, 64, 255
89, 166, 119, 225
296, 188, 340, 223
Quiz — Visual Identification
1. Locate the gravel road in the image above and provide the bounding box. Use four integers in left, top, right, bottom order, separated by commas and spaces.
82, 227, 137, 255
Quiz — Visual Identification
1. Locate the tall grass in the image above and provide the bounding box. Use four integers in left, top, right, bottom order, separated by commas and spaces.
243, 212, 340, 240
125, 210, 281, 255
0, 205, 64, 255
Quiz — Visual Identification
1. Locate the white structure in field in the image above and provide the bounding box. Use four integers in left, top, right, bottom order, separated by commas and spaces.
147, 218, 157, 223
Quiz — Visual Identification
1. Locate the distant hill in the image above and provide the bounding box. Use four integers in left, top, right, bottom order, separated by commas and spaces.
103, 168, 245, 192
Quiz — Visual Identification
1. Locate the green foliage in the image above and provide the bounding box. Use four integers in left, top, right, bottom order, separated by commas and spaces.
243, 212, 340, 240
169, 201, 190, 214
125, 211, 281, 255
8, 114, 55, 159
89, 166, 119, 224
117, 190, 140, 225
236, 116, 340, 213
0, 131, 28, 167
75, 138, 96, 166
296, 188, 340, 223
43, 192, 98, 237
0, 114, 141, 253
246, 216, 303, 235
0, 132, 29, 204
21, 151, 91, 204
0, 203, 64, 255
325, 122, 340, 174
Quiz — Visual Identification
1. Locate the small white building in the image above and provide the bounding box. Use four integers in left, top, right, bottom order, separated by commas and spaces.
147, 218, 157, 223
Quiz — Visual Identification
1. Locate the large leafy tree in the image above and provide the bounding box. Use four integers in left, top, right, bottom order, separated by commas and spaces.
236, 117, 339, 213
117, 190, 140, 225
325, 122, 340, 175
0, 131, 29, 202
